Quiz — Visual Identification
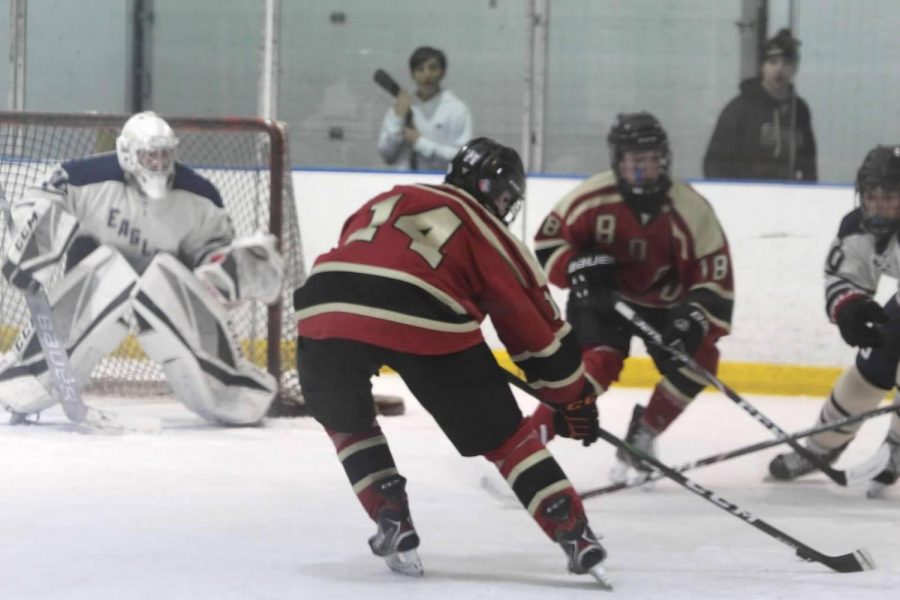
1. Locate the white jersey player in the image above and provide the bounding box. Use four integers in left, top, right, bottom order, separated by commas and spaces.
0, 111, 284, 426
769, 145, 900, 497
376, 46, 473, 172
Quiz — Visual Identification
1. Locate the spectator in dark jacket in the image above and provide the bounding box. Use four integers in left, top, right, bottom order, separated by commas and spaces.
703, 29, 817, 182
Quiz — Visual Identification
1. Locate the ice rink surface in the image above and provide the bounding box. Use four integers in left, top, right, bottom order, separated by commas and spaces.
1, 377, 898, 600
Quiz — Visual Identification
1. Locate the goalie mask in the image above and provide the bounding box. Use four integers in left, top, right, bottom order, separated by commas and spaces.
116, 111, 178, 201
445, 137, 526, 225
856, 145, 900, 239
607, 112, 672, 215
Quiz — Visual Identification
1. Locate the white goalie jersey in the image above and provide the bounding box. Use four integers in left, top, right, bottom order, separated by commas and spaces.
12, 152, 234, 274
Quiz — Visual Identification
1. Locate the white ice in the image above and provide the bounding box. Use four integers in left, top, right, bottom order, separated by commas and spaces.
1, 378, 898, 600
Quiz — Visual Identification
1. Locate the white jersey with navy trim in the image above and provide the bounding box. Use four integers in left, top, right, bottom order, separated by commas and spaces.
12, 153, 234, 274
824, 208, 900, 320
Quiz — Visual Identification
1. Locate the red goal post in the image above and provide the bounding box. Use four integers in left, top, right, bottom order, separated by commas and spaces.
0, 111, 305, 411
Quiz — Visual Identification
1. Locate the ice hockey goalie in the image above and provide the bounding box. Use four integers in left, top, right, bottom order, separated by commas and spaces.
0, 111, 284, 426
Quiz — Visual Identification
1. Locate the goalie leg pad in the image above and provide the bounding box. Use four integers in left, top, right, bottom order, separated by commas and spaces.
132, 253, 276, 425
0, 246, 135, 414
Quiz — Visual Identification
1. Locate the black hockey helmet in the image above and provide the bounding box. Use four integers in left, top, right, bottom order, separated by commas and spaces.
607, 111, 672, 213
856, 145, 900, 238
445, 137, 525, 224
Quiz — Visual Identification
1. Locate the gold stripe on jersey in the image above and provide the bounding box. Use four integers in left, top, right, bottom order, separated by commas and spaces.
296, 303, 480, 333
564, 193, 622, 227
525, 363, 586, 391
418, 184, 548, 288
671, 223, 690, 261
690, 281, 735, 300
669, 182, 726, 257
509, 321, 573, 361
308, 261, 470, 315
553, 171, 619, 221
537, 242, 569, 281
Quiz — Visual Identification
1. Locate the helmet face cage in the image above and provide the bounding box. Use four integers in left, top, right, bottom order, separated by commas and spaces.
116, 112, 179, 200
607, 112, 672, 199
857, 145, 900, 238
446, 138, 526, 225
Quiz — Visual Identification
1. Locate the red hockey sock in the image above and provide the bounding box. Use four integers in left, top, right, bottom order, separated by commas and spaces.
484, 419, 586, 540
527, 404, 557, 443
327, 425, 405, 521
582, 346, 624, 390
641, 384, 689, 434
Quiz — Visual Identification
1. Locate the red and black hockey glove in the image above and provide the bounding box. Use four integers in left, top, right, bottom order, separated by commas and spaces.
552, 394, 600, 447
835, 296, 887, 348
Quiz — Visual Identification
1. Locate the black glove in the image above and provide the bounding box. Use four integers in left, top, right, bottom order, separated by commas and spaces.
836, 297, 887, 348
552, 394, 600, 447
566, 252, 616, 309
660, 303, 709, 362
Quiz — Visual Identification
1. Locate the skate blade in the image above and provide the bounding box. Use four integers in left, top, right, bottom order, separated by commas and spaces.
587, 564, 614, 590
385, 549, 423, 576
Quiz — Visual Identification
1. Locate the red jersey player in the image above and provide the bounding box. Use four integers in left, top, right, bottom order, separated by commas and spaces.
293, 138, 611, 587
529, 112, 734, 482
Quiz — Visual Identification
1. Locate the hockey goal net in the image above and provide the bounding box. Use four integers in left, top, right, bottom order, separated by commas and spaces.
0, 111, 305, 411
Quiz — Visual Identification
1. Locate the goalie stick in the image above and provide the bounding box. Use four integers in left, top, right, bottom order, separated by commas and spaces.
614, 300, 889, 487
581, 400, 900, 499
0, 195, 161, 434
502, 369, 876, 574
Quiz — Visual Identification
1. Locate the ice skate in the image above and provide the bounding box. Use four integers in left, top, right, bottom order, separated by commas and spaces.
556, 518, 612, 590
768, 438, 847, 481
610, 405, 658, 483
368, 506, 423, 576
867, 437, 899, 499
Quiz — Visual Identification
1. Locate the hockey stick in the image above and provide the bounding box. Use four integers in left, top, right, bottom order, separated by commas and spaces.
614, 300, 889, 487
503, 370, 876, 574
374, 69, 402, 98
581, 399, 900, 499
373, 68, 418, 170
0, 197, 161, 433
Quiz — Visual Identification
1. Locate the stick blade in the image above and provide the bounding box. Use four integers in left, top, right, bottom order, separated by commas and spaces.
796, 547, 876, 573
842, 442, 892, 487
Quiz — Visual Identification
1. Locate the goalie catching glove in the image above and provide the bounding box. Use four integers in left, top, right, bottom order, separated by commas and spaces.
552, 388, 600, 447
2, 199, 79, 291
195, 232, 284, 306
